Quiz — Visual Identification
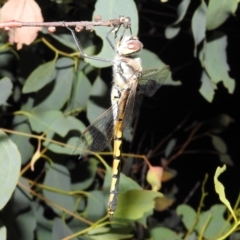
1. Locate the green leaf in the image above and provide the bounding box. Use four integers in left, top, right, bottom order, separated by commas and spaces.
0, 77, 13, 106
0, 130, 21, 210
165, 0, 191, 39
191, 1, 207, 56
89, 0, 139, 68
68, 70, 92, 110
33, 67, 74, 111
220, 154, 234, 166
206, 0, 238, 30
114, 190, 162, 220
165, 138, 177, 158
15, 210, 36, 240
103, 166, 142, 219
165, 27, 181, 39
0, 220, 6, 240
43, 163, 75, 215
47, 32, 80, 50
22, 61, 57, 93
13, 178, 32, 214
214, 165, 237, 222
150, 227, 182, 240
230, 232, 240, 240
199, 70, 217, 102
52, 218, 77, 240
211, 135, 227, 153
196, 204, 231, 239
89, 233, 133, 240
32, 201, 53, 239
10, 116, 34, 165
28, 110, 67, 135
103, 165, 141, 192
141, 49, 181, 86
87, 76, 110, 123
177, 204, 196, 230
55, 57, 74, 68
82, 190, 106, 221
44, 117, 86, 155
88, 226, 133, 240
202, 32, 235, 94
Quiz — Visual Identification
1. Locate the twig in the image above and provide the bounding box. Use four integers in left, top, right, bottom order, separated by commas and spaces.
0, 16, 131, 30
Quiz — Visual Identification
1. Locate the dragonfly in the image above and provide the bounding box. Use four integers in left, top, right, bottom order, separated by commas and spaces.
66, 18, 170, 220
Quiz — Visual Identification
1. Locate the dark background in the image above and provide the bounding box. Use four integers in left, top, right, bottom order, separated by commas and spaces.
41, 0, 240, 212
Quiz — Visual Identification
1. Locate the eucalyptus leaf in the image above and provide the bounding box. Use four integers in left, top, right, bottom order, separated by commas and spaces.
31, 201, 53, 239
52, 218, 77, 240
202, 32, 235, 94
211, 135, 227, 154
177, 204, 196, 230
192, 1, 207, 57
165, 27, 181, 40
28, 110, 67, 135
43, 116, 86, 155
43, 163, 75, 215
214, 165, 236, 222
220, 154, 234, 166
48, 33, 80, 50
88, 0, 139, 68
103, 165, 141, 192
89, 233, 133, 240
10, 116, 34, 165
0, 77, 12, 106
23, 61, 57, 93
87, 76, 110, 123
33, 67, 74, 111
141, 49, 181, 86
15, 210, 36, 240
165, 138, 177, 158
230, 232, 240, 240
114, 190, 162, 220
68, 70, 92, 111
55, 57, 74, 68
199, 70, 217, 102
150, 227, 181, 240
0, 130, 21, 210
82, 190, 106, 221
165, 0, 191, 39
0, 221, 6, 240
196, 204, 231, 239
206, 0, 238, 30
13, 178, 32, 215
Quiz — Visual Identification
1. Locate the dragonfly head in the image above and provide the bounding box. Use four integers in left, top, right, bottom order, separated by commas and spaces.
116, 36, 143, 56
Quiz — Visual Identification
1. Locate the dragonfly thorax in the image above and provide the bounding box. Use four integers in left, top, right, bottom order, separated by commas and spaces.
113, 56, 142, 88
116, 36, 143, 56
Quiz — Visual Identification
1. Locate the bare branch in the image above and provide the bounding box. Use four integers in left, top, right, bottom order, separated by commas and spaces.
0, 16, 131, 31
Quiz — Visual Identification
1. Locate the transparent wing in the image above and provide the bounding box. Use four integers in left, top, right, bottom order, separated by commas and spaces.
73, 106, 114, 156
122, 80, 139, 130
138, 65, 170, 97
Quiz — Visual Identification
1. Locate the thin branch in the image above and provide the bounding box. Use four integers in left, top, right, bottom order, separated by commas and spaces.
0, 16, 131, 30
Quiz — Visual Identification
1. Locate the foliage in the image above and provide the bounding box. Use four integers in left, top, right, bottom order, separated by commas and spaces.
0, 0, 239, 239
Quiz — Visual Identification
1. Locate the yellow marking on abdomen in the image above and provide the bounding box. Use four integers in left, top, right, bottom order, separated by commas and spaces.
108, 96, 127, 220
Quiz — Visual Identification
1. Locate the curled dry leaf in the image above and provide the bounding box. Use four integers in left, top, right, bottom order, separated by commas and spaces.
154, 195, 175, 211
1, 0, 43, 49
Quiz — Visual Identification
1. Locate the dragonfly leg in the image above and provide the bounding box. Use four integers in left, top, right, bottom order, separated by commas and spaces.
105, 16, 132, 51
64, 22, 113, 63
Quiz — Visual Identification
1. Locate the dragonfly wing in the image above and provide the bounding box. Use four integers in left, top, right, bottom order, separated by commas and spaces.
138, 65, 170, 97
122, 80, 139, 130
74, 106, 114, 155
